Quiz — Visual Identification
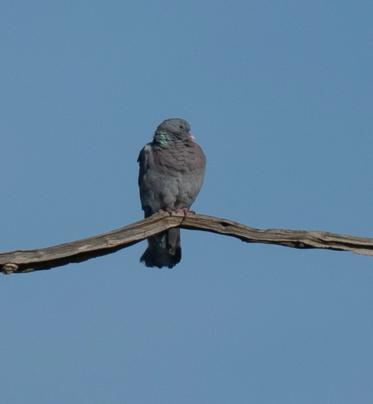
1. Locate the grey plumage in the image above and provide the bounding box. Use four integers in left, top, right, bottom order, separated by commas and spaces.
138, 118, 206, 268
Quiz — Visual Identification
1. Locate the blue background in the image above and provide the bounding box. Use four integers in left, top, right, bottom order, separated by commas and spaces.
1, 1, 373, 403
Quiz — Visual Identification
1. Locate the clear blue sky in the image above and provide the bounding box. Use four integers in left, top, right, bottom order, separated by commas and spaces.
1, 1, 373, 403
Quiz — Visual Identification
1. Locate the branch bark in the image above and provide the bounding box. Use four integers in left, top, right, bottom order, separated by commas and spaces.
1, 212, 373, 274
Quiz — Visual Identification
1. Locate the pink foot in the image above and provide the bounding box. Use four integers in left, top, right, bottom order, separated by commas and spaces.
175, 208, 192, 217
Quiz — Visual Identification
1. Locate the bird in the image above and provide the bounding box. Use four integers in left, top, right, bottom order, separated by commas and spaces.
138, 118, 206, 268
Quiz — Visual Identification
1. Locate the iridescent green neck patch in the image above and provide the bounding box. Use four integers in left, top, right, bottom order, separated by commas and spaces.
157, 131, 170, 145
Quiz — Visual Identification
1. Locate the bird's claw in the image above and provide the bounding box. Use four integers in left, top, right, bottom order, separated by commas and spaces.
175, 208, 190, 217
158, 208, 192, 217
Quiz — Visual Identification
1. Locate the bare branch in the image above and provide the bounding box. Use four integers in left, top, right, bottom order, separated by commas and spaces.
1, 212, 373, 274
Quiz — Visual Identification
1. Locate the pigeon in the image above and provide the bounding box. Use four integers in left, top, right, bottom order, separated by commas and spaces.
138, 118, 206, 268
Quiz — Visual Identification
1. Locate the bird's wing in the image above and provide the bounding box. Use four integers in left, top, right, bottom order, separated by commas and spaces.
137, 143, 152, 186
138, 143, 158, 216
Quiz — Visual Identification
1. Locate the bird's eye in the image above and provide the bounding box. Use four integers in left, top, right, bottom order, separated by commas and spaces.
179, 125, 184, 129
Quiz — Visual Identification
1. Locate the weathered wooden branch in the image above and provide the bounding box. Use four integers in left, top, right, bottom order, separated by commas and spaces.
1, 211, 373, 274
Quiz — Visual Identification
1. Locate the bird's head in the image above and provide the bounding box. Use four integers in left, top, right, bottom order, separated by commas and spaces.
154, 118, 195, 144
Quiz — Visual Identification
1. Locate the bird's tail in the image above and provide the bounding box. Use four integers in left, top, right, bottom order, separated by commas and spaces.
140, 228, 181, 268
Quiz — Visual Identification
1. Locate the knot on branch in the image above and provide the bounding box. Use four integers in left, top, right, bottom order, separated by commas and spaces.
2, 263, 19, 275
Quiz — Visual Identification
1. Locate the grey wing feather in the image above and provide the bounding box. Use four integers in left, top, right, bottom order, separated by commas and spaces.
137, 144, 150, 187
137, 144, 160, 217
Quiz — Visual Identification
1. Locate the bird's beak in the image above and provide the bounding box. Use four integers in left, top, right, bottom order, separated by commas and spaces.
189, 132, 196, 141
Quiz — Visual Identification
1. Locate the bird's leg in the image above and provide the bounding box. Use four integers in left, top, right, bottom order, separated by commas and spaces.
174, 207, 191, 217
158, 207, 194, 217
158, 208, 174, 216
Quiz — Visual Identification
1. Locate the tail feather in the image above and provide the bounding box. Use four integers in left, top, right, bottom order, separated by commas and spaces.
140, 228, 181, 268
